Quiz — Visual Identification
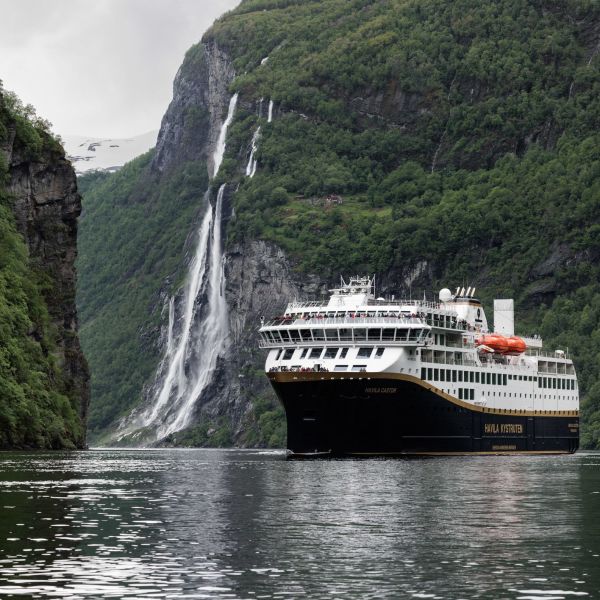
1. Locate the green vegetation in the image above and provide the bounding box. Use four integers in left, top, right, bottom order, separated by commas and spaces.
76, 155, 210, 440
212, 0, 600, 446
0, 86, 83, 448
166, 417, 234, 447
78, 0, 600, 447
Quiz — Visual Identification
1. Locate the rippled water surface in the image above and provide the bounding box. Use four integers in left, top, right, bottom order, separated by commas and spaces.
0, 449, 599, 599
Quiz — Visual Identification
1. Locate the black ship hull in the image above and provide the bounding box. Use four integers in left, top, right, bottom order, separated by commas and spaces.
268, 372, 579, 457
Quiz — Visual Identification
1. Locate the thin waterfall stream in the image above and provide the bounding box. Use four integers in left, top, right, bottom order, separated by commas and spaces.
245, 126, 260, 177
136, 93, 238, 440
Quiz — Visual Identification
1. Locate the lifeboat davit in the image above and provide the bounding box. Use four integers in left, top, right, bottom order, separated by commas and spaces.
475, 334, 526, 355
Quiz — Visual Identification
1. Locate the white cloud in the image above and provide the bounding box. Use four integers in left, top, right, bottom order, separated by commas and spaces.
0, 0, 240, 138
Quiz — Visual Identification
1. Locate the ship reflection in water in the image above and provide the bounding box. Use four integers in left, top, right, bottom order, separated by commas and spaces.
0, 449, 598, 599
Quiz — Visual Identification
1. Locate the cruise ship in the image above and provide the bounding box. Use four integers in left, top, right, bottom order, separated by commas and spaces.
258, 276, 579, 457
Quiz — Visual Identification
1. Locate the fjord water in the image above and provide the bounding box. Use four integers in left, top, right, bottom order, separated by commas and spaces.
1, 450, 599, 599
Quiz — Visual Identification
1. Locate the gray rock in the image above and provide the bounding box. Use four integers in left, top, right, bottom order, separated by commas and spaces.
2, 123, 90, 445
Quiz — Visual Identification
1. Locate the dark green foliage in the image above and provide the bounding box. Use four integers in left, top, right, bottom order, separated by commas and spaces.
165, 417, 234, 447
76, 155, 210, 440
214, 0, 600, 445
240, 395, 286, 448
78, 0, 600, 447
0, 88, 82, 449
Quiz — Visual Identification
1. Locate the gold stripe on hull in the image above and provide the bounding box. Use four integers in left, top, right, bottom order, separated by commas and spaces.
346, 450, 573, 457
269, 371, 579, 418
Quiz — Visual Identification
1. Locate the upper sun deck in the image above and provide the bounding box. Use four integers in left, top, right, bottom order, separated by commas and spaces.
259, 277, 564, 355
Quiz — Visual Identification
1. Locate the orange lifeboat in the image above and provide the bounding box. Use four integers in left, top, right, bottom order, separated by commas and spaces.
476, 334, 526, 355
476, 334, 509, 354
505, 336, 527, 355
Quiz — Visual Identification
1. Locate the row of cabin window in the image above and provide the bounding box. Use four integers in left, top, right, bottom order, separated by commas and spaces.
275, 347, 386, 361
421, 368, 577, 390
264, 328, 425, 344
422, 368, 508, 385
539, 377, 577, 390
458, 388, 475, 401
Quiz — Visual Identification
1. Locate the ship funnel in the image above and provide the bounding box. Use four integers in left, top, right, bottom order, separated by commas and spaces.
494, 299, 514, 336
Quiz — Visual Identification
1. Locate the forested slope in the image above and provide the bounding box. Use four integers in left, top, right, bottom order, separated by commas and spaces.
78, 0, 600, 447
0, 86, 88, 448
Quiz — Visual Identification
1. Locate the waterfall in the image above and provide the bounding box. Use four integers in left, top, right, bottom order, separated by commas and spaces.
166, 296, 175, 355
213, 93, 238, 177
167, 185, 228, 435
245, 126, 261, 178
268, 99, 274, 123
138, 93, 238, 440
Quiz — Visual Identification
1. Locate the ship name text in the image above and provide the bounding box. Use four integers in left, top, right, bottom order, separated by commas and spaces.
484, 423, 524, 435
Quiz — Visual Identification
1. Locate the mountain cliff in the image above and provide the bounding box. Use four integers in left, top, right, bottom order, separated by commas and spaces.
77, 0, 600, 448
0, 86, 89, 449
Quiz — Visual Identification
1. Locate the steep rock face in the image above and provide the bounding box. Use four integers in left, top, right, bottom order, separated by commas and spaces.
197, 237, 325, 438
4, 127, 90, 438
152, 41, 236, 175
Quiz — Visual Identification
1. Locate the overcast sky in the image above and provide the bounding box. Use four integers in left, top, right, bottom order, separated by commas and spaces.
0, 0, 240, 138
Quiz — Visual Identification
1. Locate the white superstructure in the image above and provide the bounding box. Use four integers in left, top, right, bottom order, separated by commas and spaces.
258, 276, 579, 414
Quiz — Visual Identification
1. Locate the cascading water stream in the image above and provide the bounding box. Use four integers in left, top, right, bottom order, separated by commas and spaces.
268, 99, 274, 123
245, 126, 261, 178
138, 93, 238, 439
168, 184, 228, 434
213, 94, 238, 176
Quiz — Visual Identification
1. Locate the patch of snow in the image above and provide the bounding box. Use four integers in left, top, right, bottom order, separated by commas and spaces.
62, 130, 158, 174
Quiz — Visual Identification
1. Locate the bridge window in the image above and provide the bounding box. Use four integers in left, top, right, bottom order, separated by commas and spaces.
375, 348, 385, 358
289, 330, 301, 342
282, 349, 294, 360
300, 329, 312, 342
300, 348, 309, 359
324, 347, 339, 359
309, 348, 323, 359
339, 348, 349, 359
357, 347, 373, 358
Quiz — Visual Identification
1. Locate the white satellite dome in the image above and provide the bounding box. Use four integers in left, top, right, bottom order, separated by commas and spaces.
439, 288, 453, 302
